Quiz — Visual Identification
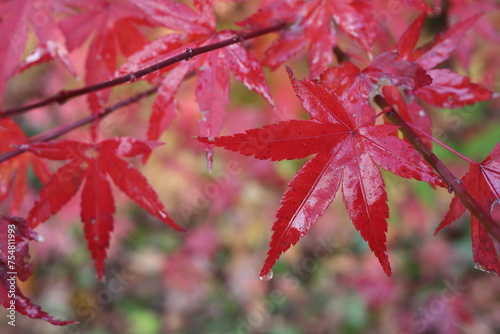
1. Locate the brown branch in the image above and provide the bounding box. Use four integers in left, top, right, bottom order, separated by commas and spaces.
0, 86, 159, 163
374, 96, 500, 242
0, 22, 286, 118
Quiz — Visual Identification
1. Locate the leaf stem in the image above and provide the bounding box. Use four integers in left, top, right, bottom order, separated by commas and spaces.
0, 86, 159, 163
375, 96, 500, 242
0, 22, 286, 118
406, 122, 476, 165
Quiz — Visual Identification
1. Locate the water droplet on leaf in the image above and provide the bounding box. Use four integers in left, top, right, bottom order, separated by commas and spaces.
474, 263, 492, 273
259, 270, 273, 281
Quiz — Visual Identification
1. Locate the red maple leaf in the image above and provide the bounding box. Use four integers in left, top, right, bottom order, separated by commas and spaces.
197, 67, 443, 277
58, 0, 170, 114
435, 143, 500, 275
120, 0, 274, 166
240, 0, 378, 78
0, 215, 77, 325
0, 0, 75, 104
319, 51, 432, 127
396, 13, 494, 108
26, 137, 183, 279
0, 118, 51, 215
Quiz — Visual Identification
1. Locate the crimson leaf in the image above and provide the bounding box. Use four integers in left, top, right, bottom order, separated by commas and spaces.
27, 137, 183, 279
0, 118, 51, 215
198, 67, 443, 277
435, 143, 500, 275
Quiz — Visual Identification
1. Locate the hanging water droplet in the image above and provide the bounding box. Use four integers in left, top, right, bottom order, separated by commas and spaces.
34, 234, 45, 242
259, 270, 273, 281
474, 263, 492, 273
129, 74, 137, 83
185, 47, 193, 61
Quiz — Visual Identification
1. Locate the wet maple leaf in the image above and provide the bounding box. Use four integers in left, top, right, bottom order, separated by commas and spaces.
240, 0, 378, 78
0, 118, 51, 215
396, 13, 494, 108
319, 51, 432, 127
435, 143, 500, 275
198, 67, 443, 277
0, 215, 77, 325
26, 137, 183, 279
120, 0, 274, 167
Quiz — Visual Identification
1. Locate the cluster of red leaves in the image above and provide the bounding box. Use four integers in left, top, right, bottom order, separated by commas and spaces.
26, 137, 184, 280
199, 68, 444, 277
0, 0, 499, 325
197, 13, 499, 278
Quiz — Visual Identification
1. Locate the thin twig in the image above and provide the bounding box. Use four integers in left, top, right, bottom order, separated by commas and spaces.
0, 86, 159, 163
0, 22, 286, 118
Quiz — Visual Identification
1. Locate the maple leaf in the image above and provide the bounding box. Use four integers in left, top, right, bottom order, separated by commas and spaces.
0, 0, 74, 104
0, 118, 51, 215
381, 85, 434, 149
240, 0, 378, 78
197, 67, 443, 277
120, 0, 274, 165
58, 0, 169, 114
0, 215, 77, 325
319, 51, 432, 127
26, 137, 183, 279
396, 13, 494, 108
435, 143, 500, 275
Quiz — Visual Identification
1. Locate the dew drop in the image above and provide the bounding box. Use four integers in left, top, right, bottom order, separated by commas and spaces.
418, 110, 425, 117
207, 136, 215, 142
185, 47, 193, 61
34, 234, 45, 242
259, 270, 273, 281
474, 263, 492, 273
90, 218, 96, 225
129, 74, 137, 83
